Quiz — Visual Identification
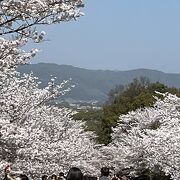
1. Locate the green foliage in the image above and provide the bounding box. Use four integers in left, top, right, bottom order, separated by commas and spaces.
73, 110, 105, 143
101, 78, 180, 144
73, 110, 103, 130
74, 77, 180, 145
138, 169, 171, 180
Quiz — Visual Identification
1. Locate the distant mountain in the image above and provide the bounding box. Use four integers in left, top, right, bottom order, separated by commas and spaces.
18, 63, 180, 102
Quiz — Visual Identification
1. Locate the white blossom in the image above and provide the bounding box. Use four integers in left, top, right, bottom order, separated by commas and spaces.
0, 0, 106, 179
108, 93, 180, 180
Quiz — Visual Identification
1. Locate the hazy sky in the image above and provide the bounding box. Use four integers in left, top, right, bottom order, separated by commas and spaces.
31, 0, 180, 73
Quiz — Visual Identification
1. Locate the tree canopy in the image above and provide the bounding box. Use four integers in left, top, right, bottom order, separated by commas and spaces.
74, 77, 180, 145
0, 0, 106, 178
108, 93, 180, 180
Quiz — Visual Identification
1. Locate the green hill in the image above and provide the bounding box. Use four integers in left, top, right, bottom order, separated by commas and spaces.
18, 63, 180, 102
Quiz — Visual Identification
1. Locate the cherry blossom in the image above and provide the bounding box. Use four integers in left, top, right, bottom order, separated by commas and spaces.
0, 1, 107, 178
109, 93, 180, 180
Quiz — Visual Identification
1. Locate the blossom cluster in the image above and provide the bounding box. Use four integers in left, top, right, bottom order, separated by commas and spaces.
1, 1, 180, 179
0, 0, 107, 178
108, 93, 180, 180
0, 0, 84, 36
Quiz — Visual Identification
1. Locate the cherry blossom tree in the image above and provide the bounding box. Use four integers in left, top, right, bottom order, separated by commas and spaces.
0, 0, 84, 35
0, 0, 106, 178
0, 71, 103, 177
0, 0, 84, 69
107, 93, 180, 180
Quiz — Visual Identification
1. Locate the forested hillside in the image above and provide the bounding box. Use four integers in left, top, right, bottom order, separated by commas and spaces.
18, 63, 180, 102
73, 78, 180, 145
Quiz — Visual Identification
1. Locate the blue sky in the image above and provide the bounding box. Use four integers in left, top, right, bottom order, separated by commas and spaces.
31, 0, 180, 73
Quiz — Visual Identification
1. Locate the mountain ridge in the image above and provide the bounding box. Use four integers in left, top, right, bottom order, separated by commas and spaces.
18, 63, 180, 102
